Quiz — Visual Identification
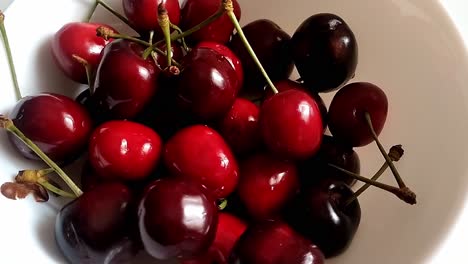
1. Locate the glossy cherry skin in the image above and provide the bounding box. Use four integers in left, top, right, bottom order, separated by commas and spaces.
88, 120, 162, 181
176, 47, 240, 121
230, 19, 293, 94
229, 220, 325, 264
328, 82, 388, 147
123, 0, 181, 34
55, 183, 137, 264
138, 178, 218, 260
51, 22, 116, 83
238, 153, 299, 220
299, 135, 360, 186
8, 93, 92, 163
284, 180, 361, 258
93, 39, 160, 120
196, 41, 244, 88
181, 0, 241, 44
181, 212, 247, 264
259, 89, 323, 160
164, 125, 239, 198
291, 13, 358, 93
217, 98, 260, 155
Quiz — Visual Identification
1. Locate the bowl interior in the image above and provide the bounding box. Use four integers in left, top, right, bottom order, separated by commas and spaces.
0, 0, 468, 263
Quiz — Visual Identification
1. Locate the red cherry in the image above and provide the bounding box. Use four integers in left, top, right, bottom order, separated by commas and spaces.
51, 22, 116, 83
93, 39, 160, 119
259, 89, 323, 160
196, 41, 244, 88
88, 120, 162, 181
163, 125, 239, 198
154, 41, 184, 70
8, 93, 92, 163
123, 0, 181, 34
181, 0, 241, 44
217, 98, 260, 155
238, 153, 299, 220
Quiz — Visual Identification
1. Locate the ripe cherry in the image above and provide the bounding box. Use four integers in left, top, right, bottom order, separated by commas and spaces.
328, 82, 388, 147
51, 22, 116, 84
138, 178, 218, 260
122, 0, 181, 34
163, 125, 239, 198
8, 93, 92, 163
259, 89, 323, 160
217, 98, 260, 155
88, 120, 162, 182
181, 0, 241, 44
291, 13, 358, 93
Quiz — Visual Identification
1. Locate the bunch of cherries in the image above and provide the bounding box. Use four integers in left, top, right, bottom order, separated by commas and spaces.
0, 0, 417, 263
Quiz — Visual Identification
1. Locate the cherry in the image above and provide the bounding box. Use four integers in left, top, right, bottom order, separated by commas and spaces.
230, 19, 293, 94
8, 93, 92, 163
51, 22, 116, 84
88, 120, 162, 182
299, 135, 360, 186
176, 47, 240, 121
122, 0, 181, 34
284, 180, 361, 258
55, 183, 137, 264
196, 41, 244, 88
181, 0, 241, 44
229, 220, 325, 264
328, 82, 388, 147
138, 178, 218, 260
290, 13, 358, 93
259, 89, 323, 160
181, 212, 247, 264
93, 39, 160, 120
217, 98, 260, 155
154, 41, 184, 69
163, 125, 239, 198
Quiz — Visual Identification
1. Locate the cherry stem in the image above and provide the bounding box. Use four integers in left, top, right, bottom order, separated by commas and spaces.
345, 145, 404, 206
96, 26, 150, 47
0, 11, 22, 101
170, 23, 189, 52
329, 164, 416, 205
96, 0, 134, 30
223, 0, 278, 94
218, 199, 228, 210
0, 116, 83, 197
158, 4, 172, 68
16, 168, 76, 198
149, 30, 154, 45
72, 55, 95, 95
364, 112, 406, 188
38, 180, 76, 198
86, 0, 99, 22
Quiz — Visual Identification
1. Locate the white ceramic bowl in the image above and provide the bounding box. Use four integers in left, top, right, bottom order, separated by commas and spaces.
1, 0, 468, 263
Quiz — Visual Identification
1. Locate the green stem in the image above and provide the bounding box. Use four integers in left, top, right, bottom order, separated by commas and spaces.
364, 112, 406, 188
72, 55, 95, 94
170, 23, 189, 52
218, 199, 228, 210
158, 4, 172, 68
0, 117, 82, 197
0, 12, 22, 101
97, 0, 134, 30
223, 0, 278, 94
86, 0, 99, 22
38, 179, 76, 198
149, 30, 154, 45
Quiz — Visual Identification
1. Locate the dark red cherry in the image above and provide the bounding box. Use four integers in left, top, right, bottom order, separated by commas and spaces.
181, 212, 247, 264
217, 98, 260, 155
176, 47, 240, 121
259, 89, 323, 160
154, 41, 185, 70
328, 82, 388, 147
284, 180, 361, 258
51, 22, 116, 84
8, 93, 92, 163
229, 220, 325, 264
123, 0, 181, 34
181, 0, 241, 44
93, 39, 160, 120
230, 19, 293, 94
238, 153, 299, 220
291, 13, 358, 93
196, 41, 244, 88
163, 125, 239, 198
138, 178, 218, 260
88, 120, 162, 181
55, 183, 137, 264
266, 79, 328, 130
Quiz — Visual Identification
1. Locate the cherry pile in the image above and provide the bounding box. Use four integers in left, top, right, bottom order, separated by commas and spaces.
0, 1, 416, 263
